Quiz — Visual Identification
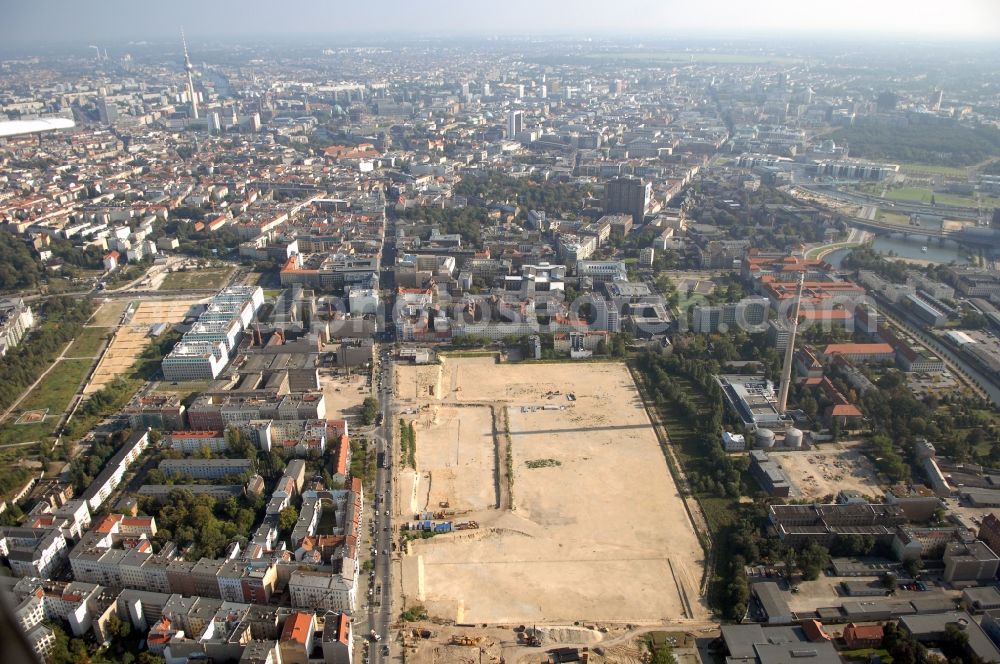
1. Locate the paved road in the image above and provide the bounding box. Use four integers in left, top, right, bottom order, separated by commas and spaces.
365, 345, 395, 664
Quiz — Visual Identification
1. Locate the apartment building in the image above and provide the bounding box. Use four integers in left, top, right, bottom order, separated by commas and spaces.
159, 458, 254, 480
162, 341, 228, 381
692, 296, 769, 333
186, 393, 327, 431
124, 393, 186, 430
0, 298, 35, 356
80, 429, 151, 512
288, 567, 357, 613
164, 430, 227, 454
0, 527, 69, 578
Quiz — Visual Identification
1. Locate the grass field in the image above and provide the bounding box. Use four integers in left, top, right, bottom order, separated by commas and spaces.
899, 163, 969, 178
19, 359, 92, 415
0, 421, 49, 447
66, 327, 110, 358
89, 300, 130, 327
875, 209, 911, 225
159, 267, 232, 291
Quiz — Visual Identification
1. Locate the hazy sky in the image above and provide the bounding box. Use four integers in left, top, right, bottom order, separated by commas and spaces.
4, 0, 1000, 48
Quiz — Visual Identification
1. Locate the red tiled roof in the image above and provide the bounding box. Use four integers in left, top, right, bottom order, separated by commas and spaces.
338, 613, 351, 644
830, 404, 863, 417
823, 343, 894, 356
845, 623, 884, 640
281, 612, 313, 645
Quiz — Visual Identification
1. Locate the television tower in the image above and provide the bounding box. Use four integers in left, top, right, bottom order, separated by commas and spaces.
181, 27, 199, 119
776, 273, 805, 415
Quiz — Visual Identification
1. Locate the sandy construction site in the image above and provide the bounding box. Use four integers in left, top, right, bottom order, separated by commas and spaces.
319, 372, 371, 422
395, 357, 707, 625
769, 442, 882, 501
86, 299, 203, 393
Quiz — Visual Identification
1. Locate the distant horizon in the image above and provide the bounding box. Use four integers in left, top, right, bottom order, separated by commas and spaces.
3, 0, 999, 51
4, 29, 1000, 59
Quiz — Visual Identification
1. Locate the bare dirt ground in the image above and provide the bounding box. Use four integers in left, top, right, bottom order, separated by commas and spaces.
394, 358, 707, 626
397, 621, 715, 664
86, 325, 148, 393
407, 405, 497, 513
319, 371, 370, 421
129, 299, 204, 326
769, 441, 883, 501
86, 299, 203, 393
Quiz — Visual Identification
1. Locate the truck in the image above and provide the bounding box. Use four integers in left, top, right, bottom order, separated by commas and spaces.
370, 630, 381, 642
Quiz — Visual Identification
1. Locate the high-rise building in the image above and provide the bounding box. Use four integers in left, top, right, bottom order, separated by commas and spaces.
692, 297, 769, 334
97, 96, 117, 125
603, 176, 651, 225
639, 247, 655, 268
930, 90, 944, 111
507, 110, 522, 138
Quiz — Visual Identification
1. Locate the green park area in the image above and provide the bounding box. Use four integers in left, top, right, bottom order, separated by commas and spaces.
0, 359, 93, 447
66, 327, 111, 358
898, 163, 968, 178
874, 209, 911, 225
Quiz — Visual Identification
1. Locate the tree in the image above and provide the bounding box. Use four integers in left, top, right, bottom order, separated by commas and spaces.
279, 506, 298, 538
798, 542, 828, 581
646, 636, 675, 664
799, 392, 818, 418
68, 638, 91, 664
361, 397, 380, 425
883, 573, 898, 592
108, 614, 132, 640
226, 427, 257, 461
138, 653, 167, 664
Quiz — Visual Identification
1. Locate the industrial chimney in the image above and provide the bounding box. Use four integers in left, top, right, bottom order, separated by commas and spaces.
777, 274, 804, 415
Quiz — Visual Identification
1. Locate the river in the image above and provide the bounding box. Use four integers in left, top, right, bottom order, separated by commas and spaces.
825, 236, 971, 268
